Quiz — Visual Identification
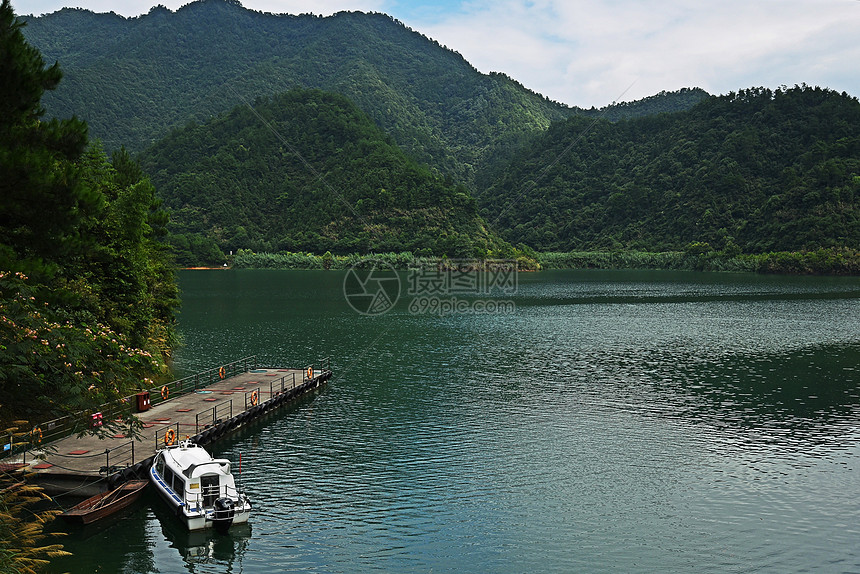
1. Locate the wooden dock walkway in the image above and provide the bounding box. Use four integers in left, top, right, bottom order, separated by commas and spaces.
6, 358, 331, 495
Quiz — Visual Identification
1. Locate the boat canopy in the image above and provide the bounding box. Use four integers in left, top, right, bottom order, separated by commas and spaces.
184, 460, 231, 478
164, 444, 232, 478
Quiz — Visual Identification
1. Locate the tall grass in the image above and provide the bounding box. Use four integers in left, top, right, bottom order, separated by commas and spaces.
0, 479, 70, 573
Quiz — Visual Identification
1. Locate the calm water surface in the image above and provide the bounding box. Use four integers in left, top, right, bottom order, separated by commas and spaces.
49, 269, 860, 573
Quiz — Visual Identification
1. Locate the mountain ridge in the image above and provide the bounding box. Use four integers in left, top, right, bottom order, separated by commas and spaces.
22, 1, 572, 187
21, 0, 708, 189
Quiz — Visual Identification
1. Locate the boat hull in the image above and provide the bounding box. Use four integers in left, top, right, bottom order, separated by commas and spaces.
60, 480, 148, 525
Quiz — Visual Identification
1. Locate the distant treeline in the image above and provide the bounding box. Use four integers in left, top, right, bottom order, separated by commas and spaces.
539, 247, 860, 275
231, 250, 539, 271
230, 247, 860, 275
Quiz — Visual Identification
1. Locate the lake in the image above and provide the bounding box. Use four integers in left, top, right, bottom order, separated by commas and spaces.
48, 268, 860, 573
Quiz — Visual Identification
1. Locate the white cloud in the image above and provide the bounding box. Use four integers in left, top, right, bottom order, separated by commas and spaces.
414, 0, 860, 107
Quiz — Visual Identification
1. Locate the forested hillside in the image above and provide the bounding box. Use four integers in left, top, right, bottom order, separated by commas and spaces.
482, 86, 860, 254
21, 0, 569, 187
582, 88, 710, 121
139, 89, 508, 263
0, 0, 178, 428
20, 0, 860, 266
21, 1, 713, 189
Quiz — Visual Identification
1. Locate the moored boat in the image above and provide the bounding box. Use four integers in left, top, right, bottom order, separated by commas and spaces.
60, 480, 148, 524
149, 440, 250, 533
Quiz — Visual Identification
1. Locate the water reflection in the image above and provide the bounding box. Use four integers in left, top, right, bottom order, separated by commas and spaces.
45, 496, 154, 574
154, 499, 252, 569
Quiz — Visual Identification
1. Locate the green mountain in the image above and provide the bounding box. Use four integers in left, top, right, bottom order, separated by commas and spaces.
23, 1, 855, 263
20, 0, 571, 187
139, 88, 507, 263
481, 85, 860, 253
21, 1, 711, 190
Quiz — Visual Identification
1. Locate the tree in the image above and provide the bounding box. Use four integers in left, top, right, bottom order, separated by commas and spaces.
0, 0, 94, 279
0, 0, 178, 428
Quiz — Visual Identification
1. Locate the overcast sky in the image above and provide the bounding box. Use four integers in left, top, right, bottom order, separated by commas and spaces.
11, 0, 860, 108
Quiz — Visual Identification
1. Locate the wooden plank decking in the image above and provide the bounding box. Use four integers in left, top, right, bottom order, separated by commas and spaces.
13, 366, 329, 494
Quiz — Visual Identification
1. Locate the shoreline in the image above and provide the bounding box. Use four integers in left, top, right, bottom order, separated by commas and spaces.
182, 247, 860, 276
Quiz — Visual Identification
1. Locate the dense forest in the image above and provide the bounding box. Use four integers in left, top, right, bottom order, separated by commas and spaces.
140, 89, 510, 263
20, 0, 567, 188
0, 1, 178, 430
482, 86, 860, 254
17, 0, 860, 273
1, 1, 180, 566
20, 1, 708, 190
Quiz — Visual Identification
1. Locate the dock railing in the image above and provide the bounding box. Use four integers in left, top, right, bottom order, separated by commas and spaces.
196, 400, 233, 432
17, 440, 136, 475
2, 356, 258, 460
269, 372, 297, 397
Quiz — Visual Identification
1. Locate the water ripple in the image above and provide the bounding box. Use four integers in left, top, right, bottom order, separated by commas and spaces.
50, 270, 860, 573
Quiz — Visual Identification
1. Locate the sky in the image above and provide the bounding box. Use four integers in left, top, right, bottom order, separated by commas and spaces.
11, 0, 860, 108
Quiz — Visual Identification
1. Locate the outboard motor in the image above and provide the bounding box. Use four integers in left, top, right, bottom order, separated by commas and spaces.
212, 497, 235, 534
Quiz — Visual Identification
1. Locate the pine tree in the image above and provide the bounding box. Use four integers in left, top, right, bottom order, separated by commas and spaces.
0, 0, 93, 278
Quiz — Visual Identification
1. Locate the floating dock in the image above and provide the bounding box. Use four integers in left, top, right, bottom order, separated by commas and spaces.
5, 357, 331, 496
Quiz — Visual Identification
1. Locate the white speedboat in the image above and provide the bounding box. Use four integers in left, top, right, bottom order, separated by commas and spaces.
150, 440, 251, 532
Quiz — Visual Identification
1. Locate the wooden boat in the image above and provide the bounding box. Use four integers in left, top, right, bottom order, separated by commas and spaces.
150, 440, 251, 533
60, 480, 148, 524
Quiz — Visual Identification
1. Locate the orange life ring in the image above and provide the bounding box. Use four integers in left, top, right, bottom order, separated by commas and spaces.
306, 366, 313, 379
219, 366, 226, 379
250, 390, 259, 406
32, 427, 42, 445
161, 385, 169, 400
164, 429, 176, 446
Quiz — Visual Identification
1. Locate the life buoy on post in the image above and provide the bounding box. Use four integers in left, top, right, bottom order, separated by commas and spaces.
219, 366, 226, 380
306, 366, 313, 380
32, 427, 42, 445
164, 429, 176, 446
161, 385, 169, 400
250, 390, 258, 406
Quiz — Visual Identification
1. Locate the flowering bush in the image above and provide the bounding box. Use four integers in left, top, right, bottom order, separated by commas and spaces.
0, 272, 162, 426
